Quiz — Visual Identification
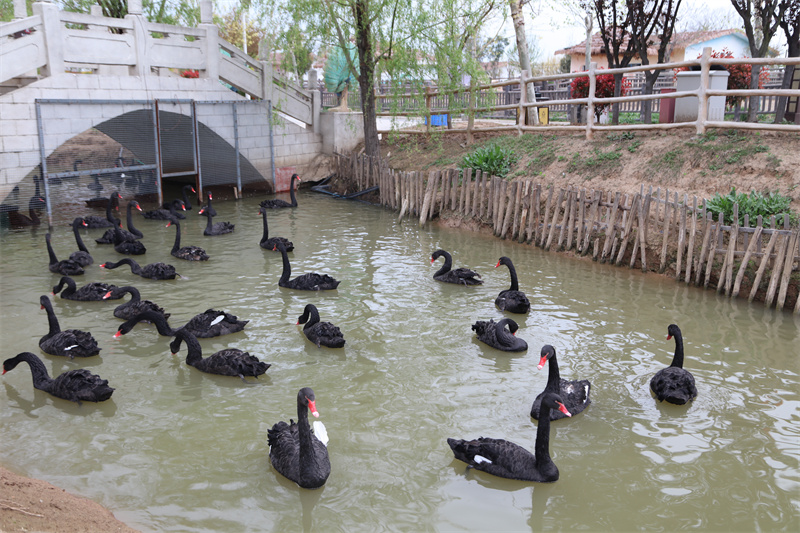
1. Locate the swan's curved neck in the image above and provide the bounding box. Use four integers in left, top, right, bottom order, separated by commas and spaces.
261, 211, 270, 242
505, 263, 519, 291
296, 400, 322, 484
127, 204, 142, 237
434, 253, 452, 277
670, 331, 685, 368
205, 209, 215, 230
534, 405, 554, 469
42, 300, 61, 337
16, 353, 54, 391
58, 277, 77, 297
278, 248, 291, 284
73, 220, 89, 253
117, 258, 140, 274
546, 354, 561, 390
175, 330, 203, 365
118, 286, 141, 304
45, 235, 59, 265
182, 187, 192, 209
105, 196, 115, 222
289, 177, 297, 206
303, 307, 320, 329
170, 222, 182, 253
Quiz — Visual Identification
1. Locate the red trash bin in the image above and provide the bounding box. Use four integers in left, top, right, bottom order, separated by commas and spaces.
659, 88, 676, 123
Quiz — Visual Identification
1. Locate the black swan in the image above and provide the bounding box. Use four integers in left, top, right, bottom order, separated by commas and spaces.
112, 222, 146, 255
143, 199, 186, 220
39, 295, 100, 358
68, 217, 93, 267
472, 318, 528, 352
447, 392, 571, 482
45, 233, 85, 276
52, 276, 121, 302
259, 207, 293, 251
650, 324, 698, 405
99, 200, 145, 244
268, 387, 331, 489
103, 286, 170, 321
530, 345, 591, 420
495, 256, 530, 314
169, 328, 270, 381
167, 218, 209, 261
200, 197, 234, 236
2, 352, 114, 404
115, 309, 247, 339
100, 258, 178, 280
199, 191, 217, 217
8, 197, 46, 227
260, 173, 300, 209
161, 184, 196, 212
273, 242, 340, 291
84, 192, 120, 229
297, 304, 345, 348
431, 250, 482, 285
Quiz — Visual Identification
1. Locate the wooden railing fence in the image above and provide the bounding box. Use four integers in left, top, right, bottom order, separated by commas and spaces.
333, 152, 800, 314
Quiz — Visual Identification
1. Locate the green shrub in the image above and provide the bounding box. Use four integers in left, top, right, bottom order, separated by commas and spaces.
461, 143, 517, 179
705, 187, 797, 227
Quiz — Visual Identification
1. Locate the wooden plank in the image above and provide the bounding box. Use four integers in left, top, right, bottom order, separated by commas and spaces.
557, 188, 572, 250
500, 181, 516, 238
528, 184, 541, 244
419, 171, 434, 224
576, 188, 586, 250
685, 196, 698, 283
638, 192, 651, 272
470, 170, 481, 218
565, 188, 577, 251
600, 192, 621, 263
703, 214, 723, 288
658, 195, 672, 273
545, 188, 565, 251
723, 223, 740, 295
764, 233, 790, 307
463, 169, 474, 217
693, 212, 714, 285
512, 179, 525, 240
675, 196, 688, 280
516, 180, 531, 242
615, 194, 640, 265
476, 171, 486, 218
581, 191, 601, 256
775, 231, 799, 310
731, 224, 763, 299
540, 186, 554, 248
459, 168, 469, 214
748, 229, 780, 302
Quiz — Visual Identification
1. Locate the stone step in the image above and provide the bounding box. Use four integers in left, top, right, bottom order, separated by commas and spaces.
0, 76, 40, 97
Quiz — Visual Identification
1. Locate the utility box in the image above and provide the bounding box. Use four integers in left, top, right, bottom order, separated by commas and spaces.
674, 70, 730, 122
659, 88, 676, 123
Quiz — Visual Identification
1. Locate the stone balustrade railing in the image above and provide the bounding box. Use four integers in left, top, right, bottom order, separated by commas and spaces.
1, 0, 316, 126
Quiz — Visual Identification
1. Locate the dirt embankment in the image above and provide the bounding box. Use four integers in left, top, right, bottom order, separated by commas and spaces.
380, 127, 800, 207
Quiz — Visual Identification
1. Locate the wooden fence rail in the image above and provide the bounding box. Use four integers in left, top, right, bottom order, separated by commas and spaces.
333, 152, 800, 314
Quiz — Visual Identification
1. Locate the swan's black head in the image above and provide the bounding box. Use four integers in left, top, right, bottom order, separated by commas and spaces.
667, 324, 681, 341
538, 344, 556, 370
495, 256, 512, 268
297, 304, 316, 325
540, 392, 571, 417
431, 249, 448, 263
298, 387, 319, 418
2, 353, 29, 374
39, 294, 52, 310
273, 241, 286, 253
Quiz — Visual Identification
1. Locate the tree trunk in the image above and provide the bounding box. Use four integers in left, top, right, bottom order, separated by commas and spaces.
747, 64, 761, 122
642, 69, 660, 124
509, 0, 538, 124
774, 65, 795, 123
354, 0, 380, 157
612, 73, 623, 124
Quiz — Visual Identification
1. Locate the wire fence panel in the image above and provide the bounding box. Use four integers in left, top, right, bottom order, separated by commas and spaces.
35, 99, 160, 225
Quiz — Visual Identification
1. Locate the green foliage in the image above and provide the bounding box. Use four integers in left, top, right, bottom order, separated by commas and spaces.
461, 144, 518, 179
705, 187, 797, 227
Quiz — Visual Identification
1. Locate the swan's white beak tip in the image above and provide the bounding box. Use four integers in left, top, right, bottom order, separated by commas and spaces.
312, 411, 319, 418
537, 364, 544, 370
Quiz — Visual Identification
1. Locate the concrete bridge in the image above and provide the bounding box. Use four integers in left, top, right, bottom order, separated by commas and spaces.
0, 0, 361, 216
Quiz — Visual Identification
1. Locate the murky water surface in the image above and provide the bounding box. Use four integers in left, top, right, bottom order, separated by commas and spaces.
1, 192, 798, 532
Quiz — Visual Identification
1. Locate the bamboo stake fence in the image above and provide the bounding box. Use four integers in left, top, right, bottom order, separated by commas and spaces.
333, 152, 800, 313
